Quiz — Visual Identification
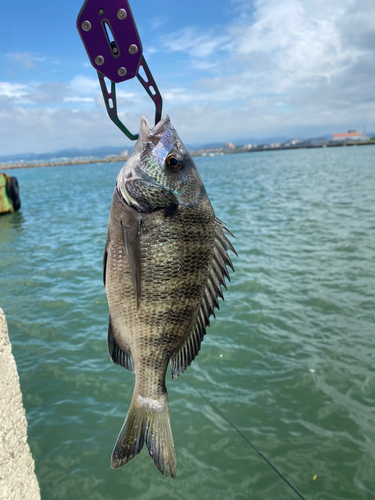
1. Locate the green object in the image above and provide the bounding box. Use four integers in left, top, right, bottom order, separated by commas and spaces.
98, 72, 138, 141
97, 57, 163, 141
0, 174, 14, 214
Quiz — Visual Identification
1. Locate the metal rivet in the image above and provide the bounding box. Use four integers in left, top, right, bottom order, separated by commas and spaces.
129, 44, 138, 55
118, 67, 127, 77
95, 55, 105, 66
110, 41, 118, 55
98, 8, 104, 15
81, 20, 92, 32
117, 9, 127, 20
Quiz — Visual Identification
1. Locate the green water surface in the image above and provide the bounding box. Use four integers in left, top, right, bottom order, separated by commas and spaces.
1, 146, 375, 499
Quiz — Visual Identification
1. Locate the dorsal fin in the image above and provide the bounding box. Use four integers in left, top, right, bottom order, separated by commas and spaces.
170, 218, 236, 379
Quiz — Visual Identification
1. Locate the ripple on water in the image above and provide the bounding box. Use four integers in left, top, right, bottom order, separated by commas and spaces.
1, 148, 375, 499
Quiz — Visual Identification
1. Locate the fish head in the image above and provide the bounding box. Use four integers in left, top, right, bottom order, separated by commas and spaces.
117, 115, 206, 212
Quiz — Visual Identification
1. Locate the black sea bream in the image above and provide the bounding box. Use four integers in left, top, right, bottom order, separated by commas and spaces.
103, 115, 236, 477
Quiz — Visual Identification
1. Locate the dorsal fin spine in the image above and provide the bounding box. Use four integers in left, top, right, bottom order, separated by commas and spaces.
204, 289, 216, 316
209, 270, 225, 300
192, 332, 199, 355
201, 296, 210, 323
170, 219, 236, 380
215, 229, 237, 255
212, 252, 231, 282
198, 307, 208, 329
215, 239, 235, 271
207, 278, 220, 310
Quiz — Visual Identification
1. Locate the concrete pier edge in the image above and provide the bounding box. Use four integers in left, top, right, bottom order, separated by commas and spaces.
0, 308, 41, 500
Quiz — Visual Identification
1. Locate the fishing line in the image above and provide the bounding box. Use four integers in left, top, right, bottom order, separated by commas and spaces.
186, 380, 307, 500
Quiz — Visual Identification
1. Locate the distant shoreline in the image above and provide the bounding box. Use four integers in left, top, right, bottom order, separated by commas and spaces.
1, 140, 374, 170
0, 155, 128, 170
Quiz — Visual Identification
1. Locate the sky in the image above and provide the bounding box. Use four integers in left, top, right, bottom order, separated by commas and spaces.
1, 0, 375, 155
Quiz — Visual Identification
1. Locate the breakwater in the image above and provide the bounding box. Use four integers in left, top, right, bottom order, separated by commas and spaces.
0, 156, 128, 171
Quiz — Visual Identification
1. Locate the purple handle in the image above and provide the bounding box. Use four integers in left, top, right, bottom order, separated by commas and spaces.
76, 0, 143, 83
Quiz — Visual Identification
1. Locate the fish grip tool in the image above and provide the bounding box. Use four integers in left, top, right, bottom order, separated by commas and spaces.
76, 0, 162, 140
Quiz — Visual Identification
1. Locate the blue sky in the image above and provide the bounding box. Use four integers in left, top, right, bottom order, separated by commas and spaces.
1, 0, 375, 155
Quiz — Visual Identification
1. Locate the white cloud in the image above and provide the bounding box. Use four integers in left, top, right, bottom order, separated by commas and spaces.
1, 90, 373, 156
149, 15, 168, 31
0, 107, 135, 155
163, 87, 196, 104
162, 27, 230, 58
159, 0, 375, 135
116, 90, 137, 100
229, 0, 364, 92
1, 0, 375, 155
0, 76, 101, 107
69, 75, 100, 96
161, 0, 370, 93
168, 96, 375, 144
0, 82, 27, 98
63, 97, 94, 102
6, 52, 41, 71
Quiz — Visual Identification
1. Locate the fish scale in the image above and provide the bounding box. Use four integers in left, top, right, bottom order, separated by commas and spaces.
104, 115, 236, 477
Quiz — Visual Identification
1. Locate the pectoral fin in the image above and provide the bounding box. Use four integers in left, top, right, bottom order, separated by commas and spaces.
121, 218, 142, 309
103, 237, 108, 286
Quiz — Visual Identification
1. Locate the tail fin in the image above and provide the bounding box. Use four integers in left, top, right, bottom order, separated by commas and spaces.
111, 392, 177, 478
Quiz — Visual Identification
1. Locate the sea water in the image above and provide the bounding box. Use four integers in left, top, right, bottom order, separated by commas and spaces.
1, 145, 375, 499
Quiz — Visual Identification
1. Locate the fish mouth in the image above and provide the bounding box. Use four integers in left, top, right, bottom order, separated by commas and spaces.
116, 115, 176, 212
139, 115, 171, 145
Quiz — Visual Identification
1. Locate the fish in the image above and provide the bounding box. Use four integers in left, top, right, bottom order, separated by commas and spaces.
103, 115, 236, 478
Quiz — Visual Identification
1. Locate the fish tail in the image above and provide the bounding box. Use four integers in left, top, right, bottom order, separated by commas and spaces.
111, 391, 177, 478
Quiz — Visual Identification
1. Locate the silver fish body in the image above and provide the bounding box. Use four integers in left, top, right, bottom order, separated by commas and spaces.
103, 115, 236, 478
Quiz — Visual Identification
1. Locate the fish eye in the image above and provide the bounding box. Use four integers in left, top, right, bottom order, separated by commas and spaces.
166, 154, 183, 172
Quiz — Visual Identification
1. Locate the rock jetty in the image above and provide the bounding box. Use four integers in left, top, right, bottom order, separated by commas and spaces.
0, 309, 40, 500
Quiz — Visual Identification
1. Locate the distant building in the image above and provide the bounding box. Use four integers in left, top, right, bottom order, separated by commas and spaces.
226, 142, 236, 150
310, 138, 330, 146
332, 131, 369, 142
283, 139, 301, 147
281, 139, 303, 148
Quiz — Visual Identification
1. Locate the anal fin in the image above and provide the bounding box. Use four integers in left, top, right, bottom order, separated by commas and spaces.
108, 316, 134, 372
